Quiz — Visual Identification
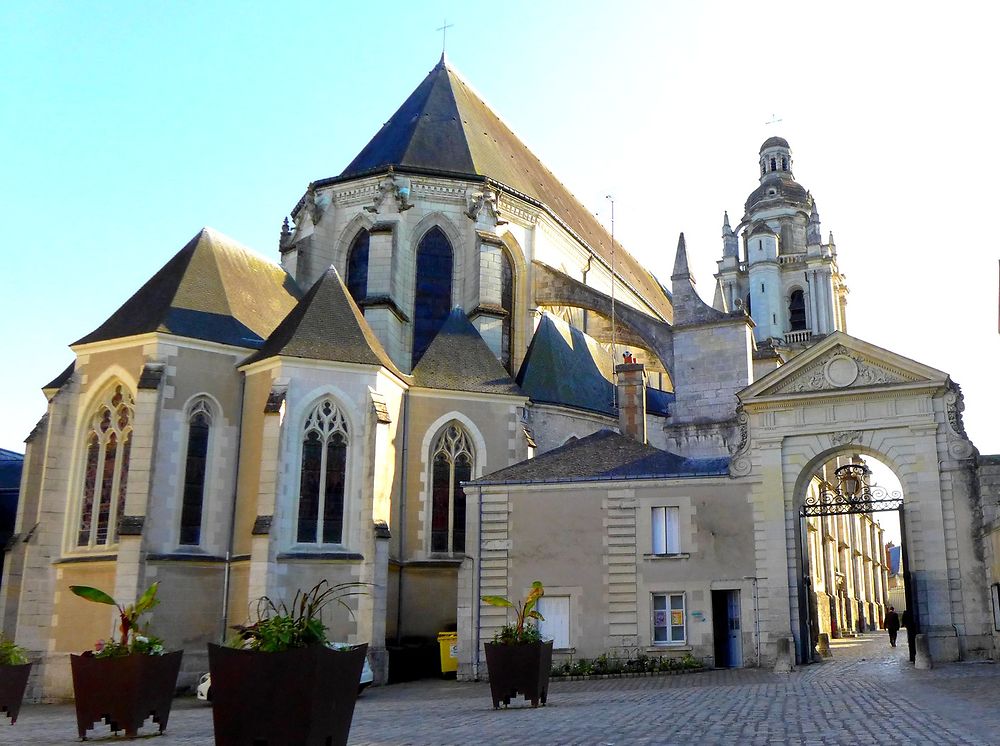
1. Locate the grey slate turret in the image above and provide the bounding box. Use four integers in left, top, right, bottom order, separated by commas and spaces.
245, 265, 405, 379
722, 212, 739, 258
411, 308, 521, 396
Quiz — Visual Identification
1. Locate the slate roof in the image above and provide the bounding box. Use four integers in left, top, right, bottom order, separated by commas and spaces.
411, 309, 521, 396
472, 429, 729, 486
516, 313, 616, 416
44, 362, 75, 391
75, 228, 300, 348
332, 56, 672, 322
245, 266, 404, 378
745, 174, 810, 213
760, 136, 790, 151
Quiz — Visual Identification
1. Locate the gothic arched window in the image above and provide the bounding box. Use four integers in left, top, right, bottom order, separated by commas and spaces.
179, 399, 212, 546
413, 227, 453, 366
789, 289, 807, 331
346, 229, 370, 305
781, 156, 788, 171
770, 157, 777, 172
430, 423, 473, 554
298, 399, 348, 544
77, 384, 133, 547
500, 249, 514, 373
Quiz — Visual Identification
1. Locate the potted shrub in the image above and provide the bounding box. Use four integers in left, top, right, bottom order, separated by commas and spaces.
68, 582, 183, 739
208, 580, 368, 746
0, 634, 31, 724
482, 580, 553, 709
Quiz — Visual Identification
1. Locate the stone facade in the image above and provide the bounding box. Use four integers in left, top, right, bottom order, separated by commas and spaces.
0, 60, 995, 703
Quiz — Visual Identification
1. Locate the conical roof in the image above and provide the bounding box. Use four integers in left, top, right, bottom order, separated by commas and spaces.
515, 313, 616, 415
336, 57, 672, 322
245, 267, 403, 377
75, 228, 300, 348
411, 308, 521, 396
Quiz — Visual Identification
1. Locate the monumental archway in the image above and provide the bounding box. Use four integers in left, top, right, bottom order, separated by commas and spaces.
733, 332, 989, 665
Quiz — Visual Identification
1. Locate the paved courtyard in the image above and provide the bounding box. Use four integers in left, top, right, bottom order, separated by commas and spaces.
4, 634, 1000, 745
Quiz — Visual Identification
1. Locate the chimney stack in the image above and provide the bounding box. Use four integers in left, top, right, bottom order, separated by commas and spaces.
616, 351, 647, 444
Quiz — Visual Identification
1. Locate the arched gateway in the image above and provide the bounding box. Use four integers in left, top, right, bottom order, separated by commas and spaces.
734, 332, 989, 664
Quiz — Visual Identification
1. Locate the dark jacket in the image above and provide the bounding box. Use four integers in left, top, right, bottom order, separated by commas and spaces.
885, 610, 900, 631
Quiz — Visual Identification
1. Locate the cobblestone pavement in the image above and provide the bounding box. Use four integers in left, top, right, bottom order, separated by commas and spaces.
4, 634, 1000, 745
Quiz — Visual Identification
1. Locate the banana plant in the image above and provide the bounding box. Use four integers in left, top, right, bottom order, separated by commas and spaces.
70, 582, 159, 649
482, 580, 545, 642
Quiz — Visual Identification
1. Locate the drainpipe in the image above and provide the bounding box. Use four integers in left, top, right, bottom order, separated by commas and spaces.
744, 575, 761, 666
220, 374, 246, 642
394, 392, 410, 644
474, 486, 484, 680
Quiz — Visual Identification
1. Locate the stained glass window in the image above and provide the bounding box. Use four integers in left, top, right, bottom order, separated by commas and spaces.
413, 227, 453, 367
297, 399, 348, 544
76, 384, 134, 548
179, 400, 211, 546
346, 229, 370, 305
430, 424, 473, 554
500, 249, 514, 373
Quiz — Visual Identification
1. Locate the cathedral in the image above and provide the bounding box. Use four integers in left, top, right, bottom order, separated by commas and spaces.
2, 55, 997, 698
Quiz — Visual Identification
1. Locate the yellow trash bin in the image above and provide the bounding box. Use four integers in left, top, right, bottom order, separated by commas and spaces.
437, 631, 458, 675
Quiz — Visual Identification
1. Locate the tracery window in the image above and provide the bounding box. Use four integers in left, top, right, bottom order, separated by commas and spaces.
77, 384, 134, 547
179, 399, 211, 546
500, 249, 514, 373
789, 289, 807, 331
430, 424, 473, 554
413, 227, 453, 367
297, 399, 348, 544
346, 229, 370, 305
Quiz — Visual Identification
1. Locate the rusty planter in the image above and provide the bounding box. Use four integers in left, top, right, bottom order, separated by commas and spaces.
484, 640, 553, 708
0, 663, 32, 724
208, 642, 367, 746
70, 650, 182, 738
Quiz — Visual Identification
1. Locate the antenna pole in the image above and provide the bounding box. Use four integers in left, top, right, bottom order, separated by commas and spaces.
606, 195, 617, 408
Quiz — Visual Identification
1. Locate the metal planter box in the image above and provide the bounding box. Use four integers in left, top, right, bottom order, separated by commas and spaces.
208, 642, 367, 746
484, 640, 553, 709
0, 662, 31, 724
70, 651, 183, 738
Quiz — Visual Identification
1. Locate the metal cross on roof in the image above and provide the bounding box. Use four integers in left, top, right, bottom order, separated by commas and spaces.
436, 20, 454, 54
765, 114, 783, 127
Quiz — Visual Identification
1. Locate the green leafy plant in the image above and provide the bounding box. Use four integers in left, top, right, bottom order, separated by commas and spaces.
482, 580, 545, 645
0, 634, 28, 666
232, 580, 367, 653
69, 582, 164, 657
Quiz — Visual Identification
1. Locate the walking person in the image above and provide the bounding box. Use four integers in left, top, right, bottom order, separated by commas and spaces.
885, 606, 900, 647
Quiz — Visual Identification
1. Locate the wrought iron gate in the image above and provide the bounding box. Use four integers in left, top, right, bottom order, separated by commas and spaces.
797, 464, 917, 663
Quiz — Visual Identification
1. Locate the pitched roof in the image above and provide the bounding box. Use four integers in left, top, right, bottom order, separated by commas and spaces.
473, 429, 729, 486
75, 228, 300, 348
335, 56, 672, 322
44, 362, 75, 391
245, 266, 404, 377
516, 313, 616, 416
410, 308, 521, 396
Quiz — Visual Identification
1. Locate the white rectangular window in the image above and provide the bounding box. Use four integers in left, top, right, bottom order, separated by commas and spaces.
651, 506, 680, 555
537, 595, 571, 649
652, 592, 686, 645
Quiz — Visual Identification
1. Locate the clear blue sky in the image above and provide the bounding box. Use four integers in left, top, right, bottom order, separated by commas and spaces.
2, 1, 997, 457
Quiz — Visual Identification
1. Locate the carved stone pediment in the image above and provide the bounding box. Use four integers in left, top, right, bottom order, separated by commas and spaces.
772, 346, 915, 395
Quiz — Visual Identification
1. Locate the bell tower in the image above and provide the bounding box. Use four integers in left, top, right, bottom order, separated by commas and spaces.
714, 138, 848, 353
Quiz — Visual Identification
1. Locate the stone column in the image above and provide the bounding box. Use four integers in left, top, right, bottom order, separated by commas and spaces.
247, 388, 284, 603
369, 521, 391, 685
114, 363, 164, 610
361, 222, 409, 370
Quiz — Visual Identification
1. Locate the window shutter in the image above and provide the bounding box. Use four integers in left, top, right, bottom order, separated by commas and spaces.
651, 507, 665, 554
666, 507, 680, 554
538, 596, 570, 649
